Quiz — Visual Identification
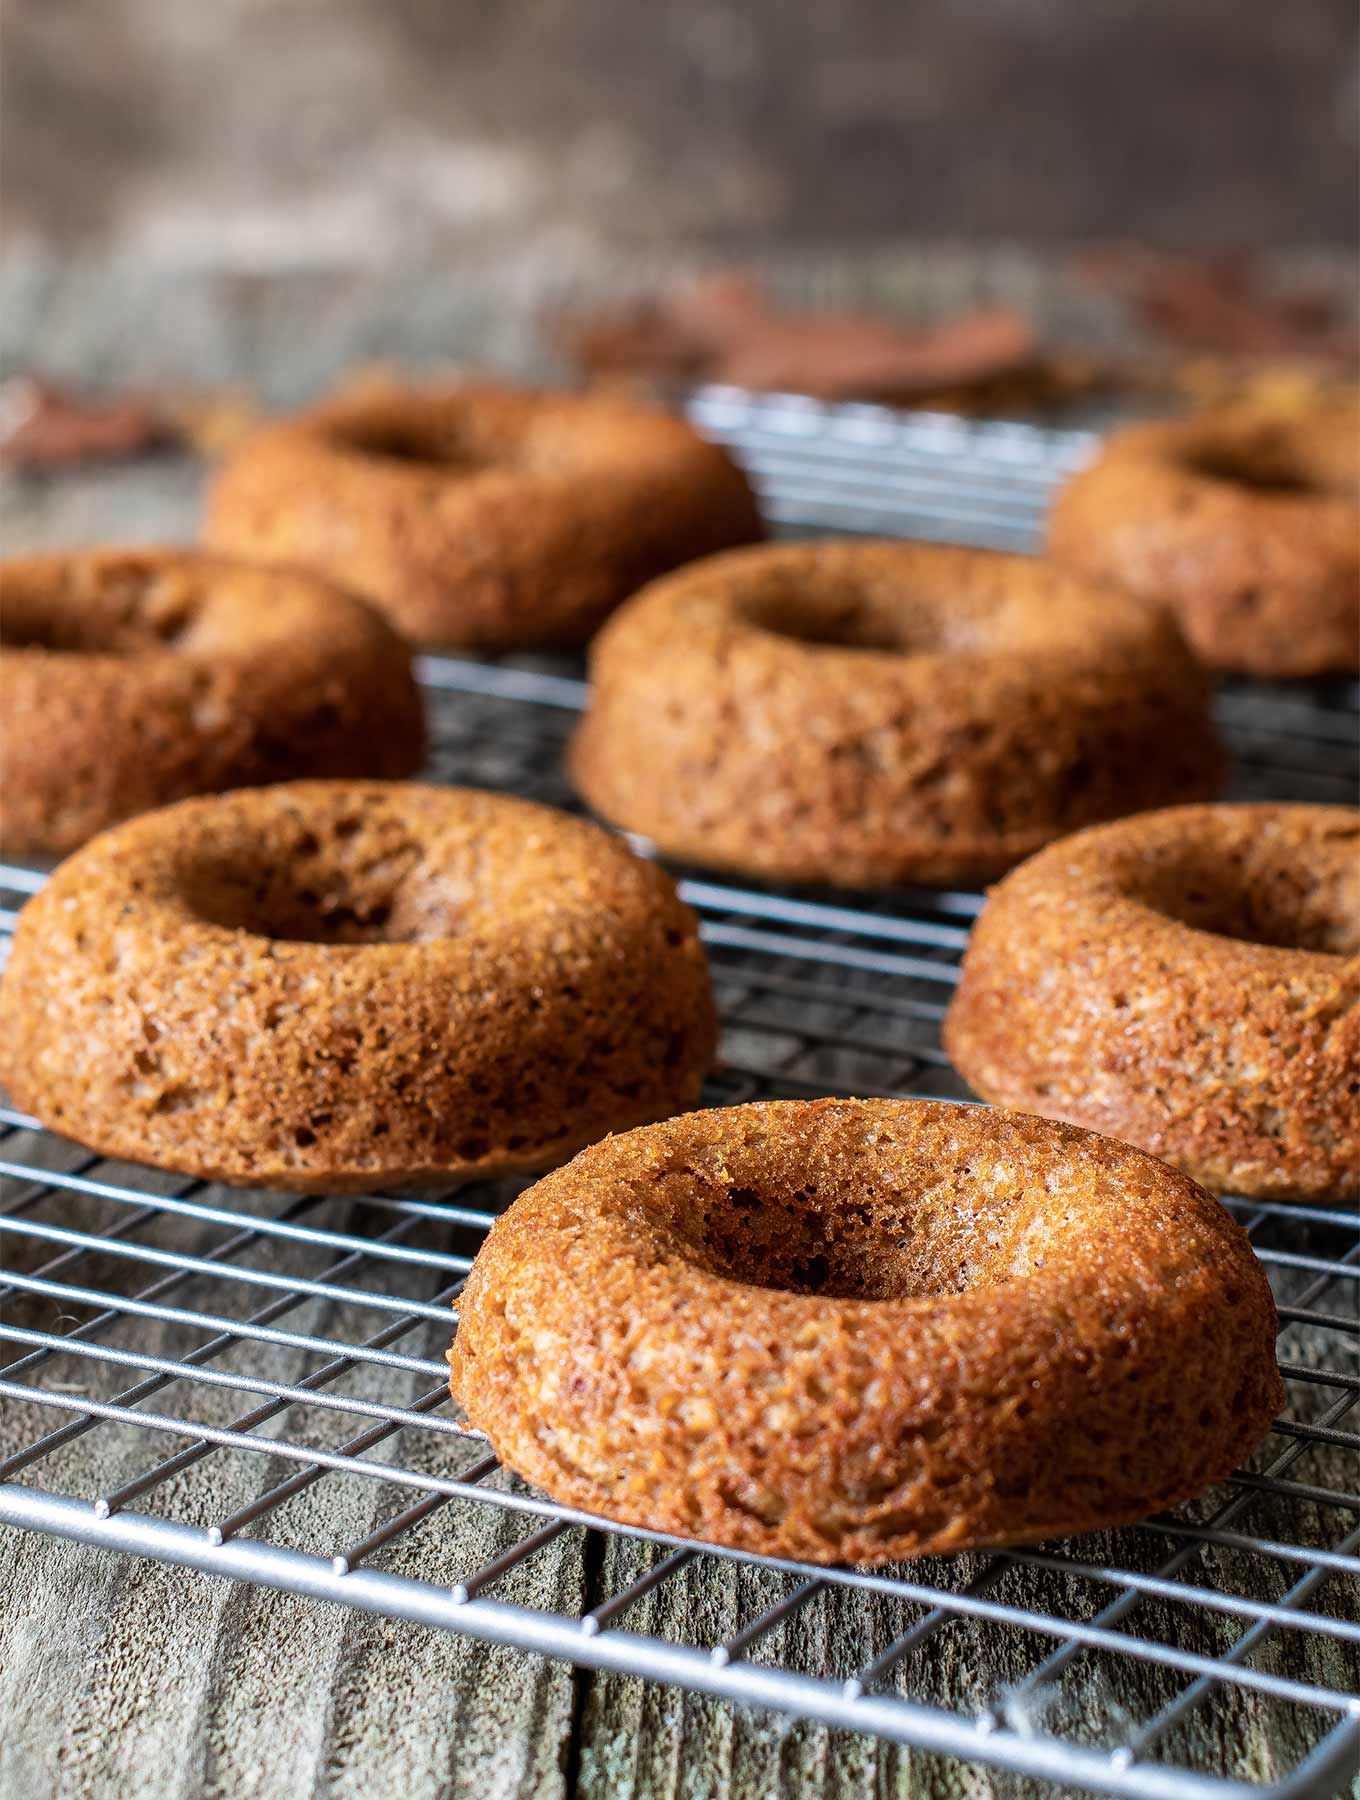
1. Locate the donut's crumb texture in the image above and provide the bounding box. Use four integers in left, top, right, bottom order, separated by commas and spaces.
0, 783, 717, 1190
946, 805, 1360, 1203
449, 1099, 1283, 1565
570, 539, 1223, 889
1, 547, 426, 856
205, 383, 763, 649
1048, 402, 1359, 679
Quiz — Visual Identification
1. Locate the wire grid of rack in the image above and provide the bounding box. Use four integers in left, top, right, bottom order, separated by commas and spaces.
1, 388, 1357, 1799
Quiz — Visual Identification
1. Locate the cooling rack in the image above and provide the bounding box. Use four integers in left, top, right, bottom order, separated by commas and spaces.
2, 388, 1357, 1800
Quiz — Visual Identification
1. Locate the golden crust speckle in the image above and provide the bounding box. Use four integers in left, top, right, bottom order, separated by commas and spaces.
570, 538, 1223, 888
945, 803, 1360, 1202
1048, 403, 1359, 679
0, 782, 717, 1190
0, 547, 426, 857
449, 1098, 1284, 1564
204, 383, 763, 649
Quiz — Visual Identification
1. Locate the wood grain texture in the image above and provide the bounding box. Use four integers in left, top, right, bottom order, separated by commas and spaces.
0, 1158, 581, 1800
2, 255, 1357, 1800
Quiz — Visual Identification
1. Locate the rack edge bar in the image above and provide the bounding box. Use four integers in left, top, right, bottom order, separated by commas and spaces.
5, 1483, 1349, 1800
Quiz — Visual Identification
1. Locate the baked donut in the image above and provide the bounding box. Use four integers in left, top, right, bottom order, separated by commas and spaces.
0, 783, 716, 1190
204, 382, 762, 649
1048, 402, 1359, 678
945, 805, 1360, 1203
449, 1098, 1283, 1564
569, 539, 1223, 889
0, 547, 425, 857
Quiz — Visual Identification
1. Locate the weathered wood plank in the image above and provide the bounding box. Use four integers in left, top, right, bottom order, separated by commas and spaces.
0, 1168, 581, 1800
575, 1247, 1360, 1798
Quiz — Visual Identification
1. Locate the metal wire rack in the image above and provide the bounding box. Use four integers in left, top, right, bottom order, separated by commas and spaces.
2, 387, 1357, 1799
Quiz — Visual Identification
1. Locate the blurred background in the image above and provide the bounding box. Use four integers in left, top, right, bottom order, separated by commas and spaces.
4, 0, 1357, 267
1, 0, 1355, 495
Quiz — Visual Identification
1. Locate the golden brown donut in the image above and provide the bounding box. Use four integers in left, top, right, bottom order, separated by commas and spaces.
0, 547, 425, 857
449, 1098, 1284, 1565
203, 383, 762, 648
1047, 403, 1359, 678
0, 783, 717, 1191
945, 805, 1360, 1203
569, 539, 1223, 889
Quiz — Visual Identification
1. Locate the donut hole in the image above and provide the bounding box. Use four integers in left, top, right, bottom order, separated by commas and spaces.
187, 868, 453, 944
334, 406, 511, 475
1184, 442, 1321, 497
678, 1176, 1015, 1301
182, 817, 460, 944
1144, 841, 1360, 954
1, 561, 200, 654
734, 558, 1028, 660
749, 599, 904, 654
742, 582, 962, 657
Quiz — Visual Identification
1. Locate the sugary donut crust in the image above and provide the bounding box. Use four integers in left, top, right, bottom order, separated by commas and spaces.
1048, 405, 1359, 679
0, 783, 717, 1190
0, 548, 426, 856
570, 539, 1223, 888
204, 383, 762, 649
448, 1099, 1284, 1565
945, 805, 1360, 1202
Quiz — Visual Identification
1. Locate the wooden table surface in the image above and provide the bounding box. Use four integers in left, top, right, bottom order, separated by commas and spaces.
1, 253, 1356, 1800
